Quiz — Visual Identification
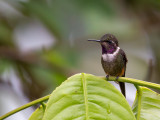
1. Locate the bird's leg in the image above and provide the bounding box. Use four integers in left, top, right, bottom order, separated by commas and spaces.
106, 75, 109, 81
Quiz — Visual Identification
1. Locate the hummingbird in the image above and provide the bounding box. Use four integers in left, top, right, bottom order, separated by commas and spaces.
88, 33, 128, 97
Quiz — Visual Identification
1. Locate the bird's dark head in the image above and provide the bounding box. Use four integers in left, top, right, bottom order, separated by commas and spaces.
100, 34, 118, 46
88, 34, 119, 54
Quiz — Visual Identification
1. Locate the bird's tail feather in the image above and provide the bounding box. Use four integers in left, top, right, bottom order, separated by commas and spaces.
119, 82, 125, 97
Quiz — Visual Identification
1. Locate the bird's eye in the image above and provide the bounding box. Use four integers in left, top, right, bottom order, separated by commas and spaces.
106, 40, 112, 44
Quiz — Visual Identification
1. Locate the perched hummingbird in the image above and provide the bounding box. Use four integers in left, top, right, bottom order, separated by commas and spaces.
88, 34, 128, 97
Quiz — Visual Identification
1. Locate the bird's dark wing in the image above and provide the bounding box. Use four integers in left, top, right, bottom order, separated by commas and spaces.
119, 49, 128, 97
120, 49, 128, 77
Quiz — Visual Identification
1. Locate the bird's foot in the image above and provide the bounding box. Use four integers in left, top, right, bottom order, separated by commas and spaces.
116, 76, 119, 80
106, 75, 109, 81
115, 76, 119, 84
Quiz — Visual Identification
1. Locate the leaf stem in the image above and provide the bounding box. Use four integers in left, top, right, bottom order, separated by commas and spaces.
101, 76, 160, 90
0, 95, 50, 120
136, 86, 142, 120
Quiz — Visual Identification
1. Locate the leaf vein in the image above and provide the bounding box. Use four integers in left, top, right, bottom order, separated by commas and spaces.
81, 73, 89, 120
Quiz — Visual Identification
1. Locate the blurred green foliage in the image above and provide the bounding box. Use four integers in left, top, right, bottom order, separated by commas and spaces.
0, 0, 117, 101
0, 0, 83, 100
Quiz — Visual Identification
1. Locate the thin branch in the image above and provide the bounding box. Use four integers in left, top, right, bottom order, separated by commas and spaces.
0, 95, 50, 120
101, 76, 160, 90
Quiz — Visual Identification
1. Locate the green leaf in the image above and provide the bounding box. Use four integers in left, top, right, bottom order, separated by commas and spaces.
132, 87, 160, 120
42, 73, 135, 120
29, 104, 46, 120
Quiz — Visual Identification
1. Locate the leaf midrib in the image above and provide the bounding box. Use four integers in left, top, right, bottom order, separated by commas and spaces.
81, 73, 89, 120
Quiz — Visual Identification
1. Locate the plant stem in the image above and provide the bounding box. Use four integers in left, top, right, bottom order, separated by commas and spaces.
0, 95, 50, 120
101, 76, 160, 90
136, 86, 142, 120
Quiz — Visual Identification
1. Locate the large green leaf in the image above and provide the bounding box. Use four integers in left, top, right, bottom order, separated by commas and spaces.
42, 73, 135, 120
132, 87, 160, 120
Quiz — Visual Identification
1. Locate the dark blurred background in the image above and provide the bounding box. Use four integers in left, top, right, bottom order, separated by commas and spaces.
0, 0, 160, 119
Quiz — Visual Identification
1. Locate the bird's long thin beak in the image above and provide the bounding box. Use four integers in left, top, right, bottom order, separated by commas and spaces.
88, 39, 101, 42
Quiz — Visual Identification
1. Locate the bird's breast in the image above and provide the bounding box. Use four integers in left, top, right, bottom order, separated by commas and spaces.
102, 54, 116, 62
